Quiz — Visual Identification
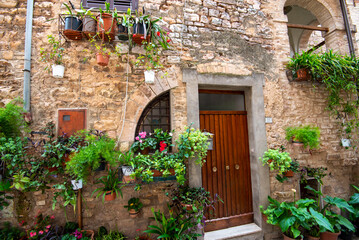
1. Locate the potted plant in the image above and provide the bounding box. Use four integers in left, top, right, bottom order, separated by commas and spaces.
76, 3, 96, 39
39, 35, 65, 78
92, 168, 123, 202
286, 50, 319, 81
130, 131, 158, 154
260, 149, 292, 175
62, 3, 83, 40
97, 2, 117, 41
119, 151, 136, 183
124, 197, 143, 218
285, 125, 320, 149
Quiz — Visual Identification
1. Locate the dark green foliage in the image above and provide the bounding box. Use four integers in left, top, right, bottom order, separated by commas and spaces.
92, 168, 123, 203
0, 222, 25, 240
0, 99, 27, 138
63, 222, 79, 234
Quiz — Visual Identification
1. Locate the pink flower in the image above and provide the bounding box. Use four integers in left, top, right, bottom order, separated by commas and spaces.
139, 132, 147, 138
50, 215, 55, 219
39, 231, 44, 235
136, 136, 140, 141
139, 140, 142, 143
46, 225, 51, 229
30, 231, 37, 237
45, 229, 49, 233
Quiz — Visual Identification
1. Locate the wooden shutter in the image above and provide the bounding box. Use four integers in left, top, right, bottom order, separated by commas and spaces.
82, 0, 138, 11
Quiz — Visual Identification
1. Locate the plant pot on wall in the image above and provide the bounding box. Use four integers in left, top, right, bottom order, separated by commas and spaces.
283, 234, 302, 240
144, 70, 155, 84
132, 22, 150, 45
295, 68, 311, 81
284, 170, 294, 177
117, 24, 129, 41
83, 16, 97, 39
307, 236, 320, 240
96, 53, 110, 66
97, 13, 117, 41
52, 65, 65, 78
64, 16, 83, 40
129, 209, 140, 218
104, 190, 116, 201
320, 231, 341, 240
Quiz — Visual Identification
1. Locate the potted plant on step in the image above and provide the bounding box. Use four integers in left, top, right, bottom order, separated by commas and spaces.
285, 125, 320, 149
39, 35, 65, 78
92, 168, 123, 202
124, 197, 143, 218
260, 149, 292, 175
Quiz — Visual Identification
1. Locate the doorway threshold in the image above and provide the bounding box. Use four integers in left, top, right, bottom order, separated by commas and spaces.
204, 223, 262, 240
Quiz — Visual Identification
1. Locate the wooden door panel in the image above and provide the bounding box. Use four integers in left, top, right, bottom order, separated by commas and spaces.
200, 111, 253, 232
58, 110, 86, 136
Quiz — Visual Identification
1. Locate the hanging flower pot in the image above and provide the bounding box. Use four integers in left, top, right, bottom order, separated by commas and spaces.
144, 70, 155, 84
83, 16, 97, 39
295, 68, 311, 81
104, 190, 116, 201
96, 13, 117, 42
132, 22, 151, 45
52, 65, 65, 78
64, 16, 83, 40
96, 53, 110, 66
180, 203, 193, 211
117, 24, 129, 41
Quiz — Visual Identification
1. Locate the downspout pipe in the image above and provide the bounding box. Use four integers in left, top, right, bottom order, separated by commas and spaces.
339, 0, 355, 57
23, 0, 34, 112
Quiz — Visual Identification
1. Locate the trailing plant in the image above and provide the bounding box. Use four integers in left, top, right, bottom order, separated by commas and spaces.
176, 126, 209, 166
124, 197, 143, 212
259, 149, 292, 175
92, 168, 123, 203
39, 35, 65, 71
65, 130, 119, 181
285, 125, 320, 149
0, 98, 28, 138
287, 50, 359, 143
52, 181, 77, 213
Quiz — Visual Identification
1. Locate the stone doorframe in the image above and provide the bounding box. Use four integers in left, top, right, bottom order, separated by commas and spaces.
183, 68, 270, 230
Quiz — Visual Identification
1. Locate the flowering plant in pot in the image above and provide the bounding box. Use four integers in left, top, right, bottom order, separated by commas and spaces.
260, 149, 292, 175
124, 197, 143, 218
92, 168, 123, 202
39, 35, 65, 78
285, 125, 320, 149
130, 131, 158, 154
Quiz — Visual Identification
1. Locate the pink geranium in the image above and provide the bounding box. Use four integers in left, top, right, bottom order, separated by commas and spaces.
30, 231, 37, 237
39, 230, 44, 235
139, 132, 147, 139
46, 225, 51, 229
135, 136, 140, 141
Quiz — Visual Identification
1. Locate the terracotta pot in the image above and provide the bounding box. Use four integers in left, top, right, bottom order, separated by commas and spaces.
122, 175, 136, 183
283, 234, 302, 240
181, 203, 193, 211
308, 236, 320, 240
96, 53, 110, 66
151, 168, 175, 177
132, 22, 151, 45
96, 13, 117, 41
320, 231, 341, 240
129, 209, 140, 218
284, 170, 294, 177
295, 68, 311, 81
104, 191, 116, 201
292, 136, 304, 146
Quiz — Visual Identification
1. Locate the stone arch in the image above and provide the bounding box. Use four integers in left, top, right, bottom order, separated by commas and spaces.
298, 19, 326, 52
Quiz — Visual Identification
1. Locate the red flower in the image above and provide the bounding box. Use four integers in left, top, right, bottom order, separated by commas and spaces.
133, 34, 136, 38
166, 39, 171, 43
159, 141, 167, 152
157, 31, 161, 36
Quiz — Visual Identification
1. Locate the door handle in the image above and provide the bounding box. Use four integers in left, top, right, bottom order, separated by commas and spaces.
226, 165, 230, 170
213, 167, 217, 172
235, 164, 239, 170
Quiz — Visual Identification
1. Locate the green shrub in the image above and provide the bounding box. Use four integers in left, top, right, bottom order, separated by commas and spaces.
0, 99, 27, 138
259, 149, 292, 175
285, 125, 320, 149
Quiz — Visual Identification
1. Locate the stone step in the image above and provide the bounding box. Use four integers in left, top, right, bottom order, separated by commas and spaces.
204, 223, 262, 240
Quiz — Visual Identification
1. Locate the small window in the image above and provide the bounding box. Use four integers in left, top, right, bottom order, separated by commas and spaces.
199, 91, 245, 111
82, 0, 139, 12
135, 92, 170, 136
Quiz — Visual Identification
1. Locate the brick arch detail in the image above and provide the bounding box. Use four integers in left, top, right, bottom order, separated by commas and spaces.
298, 19, 325, 52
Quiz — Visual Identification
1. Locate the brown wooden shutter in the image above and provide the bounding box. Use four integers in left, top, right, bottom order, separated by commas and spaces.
58, 110, 87, 136
82, 0, 138, 11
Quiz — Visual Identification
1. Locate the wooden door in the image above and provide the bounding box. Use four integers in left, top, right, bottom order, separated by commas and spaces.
58, 110, 87, 136
200, 111, 253, 232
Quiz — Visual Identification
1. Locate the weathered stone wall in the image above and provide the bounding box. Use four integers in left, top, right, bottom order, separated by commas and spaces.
0, 0, 358, 238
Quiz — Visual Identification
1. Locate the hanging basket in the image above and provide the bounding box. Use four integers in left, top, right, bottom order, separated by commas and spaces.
52, 65, 65, 78
96, 53, 110, 66
96, 13, 117, 42
132, 22, 151, 45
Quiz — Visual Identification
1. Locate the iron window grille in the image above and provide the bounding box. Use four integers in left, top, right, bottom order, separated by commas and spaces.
82, 0, 139, 12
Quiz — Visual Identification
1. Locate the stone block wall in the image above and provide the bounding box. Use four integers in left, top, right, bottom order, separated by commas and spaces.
0, 0, 358, 238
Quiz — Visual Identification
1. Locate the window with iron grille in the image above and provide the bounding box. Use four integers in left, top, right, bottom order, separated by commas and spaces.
82, 0, 138, 12
135, 92, 171, 136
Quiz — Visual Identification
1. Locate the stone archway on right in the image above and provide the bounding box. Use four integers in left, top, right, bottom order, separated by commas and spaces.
284, 0, 349, 56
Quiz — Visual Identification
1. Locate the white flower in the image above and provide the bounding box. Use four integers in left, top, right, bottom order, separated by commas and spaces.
291, 189, 297, 193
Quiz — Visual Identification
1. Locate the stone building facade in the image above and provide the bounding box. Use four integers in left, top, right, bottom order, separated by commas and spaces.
0, 0, 359, 239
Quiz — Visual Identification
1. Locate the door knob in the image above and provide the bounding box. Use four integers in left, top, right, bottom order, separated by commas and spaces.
235, 164, 239, 170
213, 167, 217, 172
226, 165, 230, 170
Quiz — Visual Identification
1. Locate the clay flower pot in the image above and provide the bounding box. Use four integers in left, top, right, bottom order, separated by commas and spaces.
283, 234, 302, 240
104, 191, 116, 201
129, 209, 140, 218
308, 236, 320, 240
295, 68, 311, 81
284, 170, 294, 177
320, 231, 341, 240
96, 53, 110, 66
96, 13, 117, 41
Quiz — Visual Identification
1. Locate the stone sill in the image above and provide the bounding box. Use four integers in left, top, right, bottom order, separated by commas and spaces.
204, 223, 262, 240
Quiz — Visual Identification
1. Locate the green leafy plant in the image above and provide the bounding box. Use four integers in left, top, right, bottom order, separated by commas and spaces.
176, 126, 209, 166
52, 182, 77, 213
130, 131, 158, 152
144, 207, 201, 240
0, 179, 13, 210
0, 98, 27, 138
285, 125, 320, 149
124, 197, 143, 212
39, 35, 65, 71
259, 149, 292, 175
92, 168, 123, 203
0, 222, 25, 240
